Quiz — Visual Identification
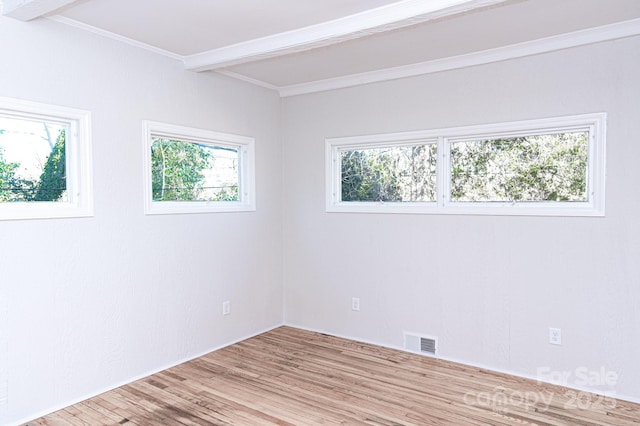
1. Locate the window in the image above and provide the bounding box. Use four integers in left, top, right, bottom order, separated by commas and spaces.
341, 142, 438, 203
142, 121, 255, 215
326, 113, 606, 216
0, 97, 93, 220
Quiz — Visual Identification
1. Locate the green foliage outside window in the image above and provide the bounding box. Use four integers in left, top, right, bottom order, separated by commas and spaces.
450, 132, 588, 202
340, 132, 587, 204
151, 138, 239, 202
0, 129, 67, 202
0, 148, 22, 202
341, 144, 437, 202
34, 130, 66, 201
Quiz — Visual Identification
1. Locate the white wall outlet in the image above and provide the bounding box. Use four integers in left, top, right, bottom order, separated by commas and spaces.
351, 297, 360, 311
549, 327, 562, 345
222, 301, 231, 316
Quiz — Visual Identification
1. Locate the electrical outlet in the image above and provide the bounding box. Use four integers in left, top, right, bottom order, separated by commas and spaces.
549, 327, 562, 345
351, 297, 360, 311
222, 301, 231, 316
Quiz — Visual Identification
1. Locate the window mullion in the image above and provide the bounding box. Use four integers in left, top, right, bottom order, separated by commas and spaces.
437, 136, 447, 209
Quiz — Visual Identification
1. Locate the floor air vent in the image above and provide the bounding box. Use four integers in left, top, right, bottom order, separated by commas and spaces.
404, 332, 437, 356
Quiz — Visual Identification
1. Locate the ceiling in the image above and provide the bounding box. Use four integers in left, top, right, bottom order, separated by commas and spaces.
3, 0, 640, 96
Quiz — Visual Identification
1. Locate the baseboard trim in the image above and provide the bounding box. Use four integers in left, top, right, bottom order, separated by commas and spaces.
284, 322, 640, 406
14, 322, 284, 426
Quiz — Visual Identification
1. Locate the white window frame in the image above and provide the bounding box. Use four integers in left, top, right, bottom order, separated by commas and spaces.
326, 136, 440, 214
326, 113, 606, 216
142, 121, 255, 215
0, 97, 93, 221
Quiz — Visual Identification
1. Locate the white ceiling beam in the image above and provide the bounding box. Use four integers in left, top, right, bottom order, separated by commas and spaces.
184, 0, 510, 72
2, 0, 82, 21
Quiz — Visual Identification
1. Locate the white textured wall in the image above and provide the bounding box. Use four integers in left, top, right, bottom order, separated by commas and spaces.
0, 17, 283, 425
282, 36, 640, 403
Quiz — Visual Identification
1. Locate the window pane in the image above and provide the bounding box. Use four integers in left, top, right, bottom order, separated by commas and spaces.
0, 116, 68, 203
340, 144, 437, 202
450, 131, 588, 202
151, 137, 239, 202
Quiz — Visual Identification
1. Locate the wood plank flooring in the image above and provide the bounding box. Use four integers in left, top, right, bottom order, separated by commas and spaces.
27, 326, 640, 425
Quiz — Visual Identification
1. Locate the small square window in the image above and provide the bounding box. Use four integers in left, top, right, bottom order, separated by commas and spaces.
142, 121, 255, 215
0, 97, 93, 221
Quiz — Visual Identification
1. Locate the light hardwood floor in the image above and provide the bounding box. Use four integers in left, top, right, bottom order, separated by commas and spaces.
27, 326, 640, 425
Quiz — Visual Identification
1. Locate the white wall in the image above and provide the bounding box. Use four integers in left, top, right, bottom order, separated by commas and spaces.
282, 36, 640, 403
0, 17, 283, 425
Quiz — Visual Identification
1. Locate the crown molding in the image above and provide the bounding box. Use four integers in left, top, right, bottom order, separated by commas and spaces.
216, 70, 279, 91
47, 15, 185, 61
183, 0, 508, 72
278, 17, 640, 98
